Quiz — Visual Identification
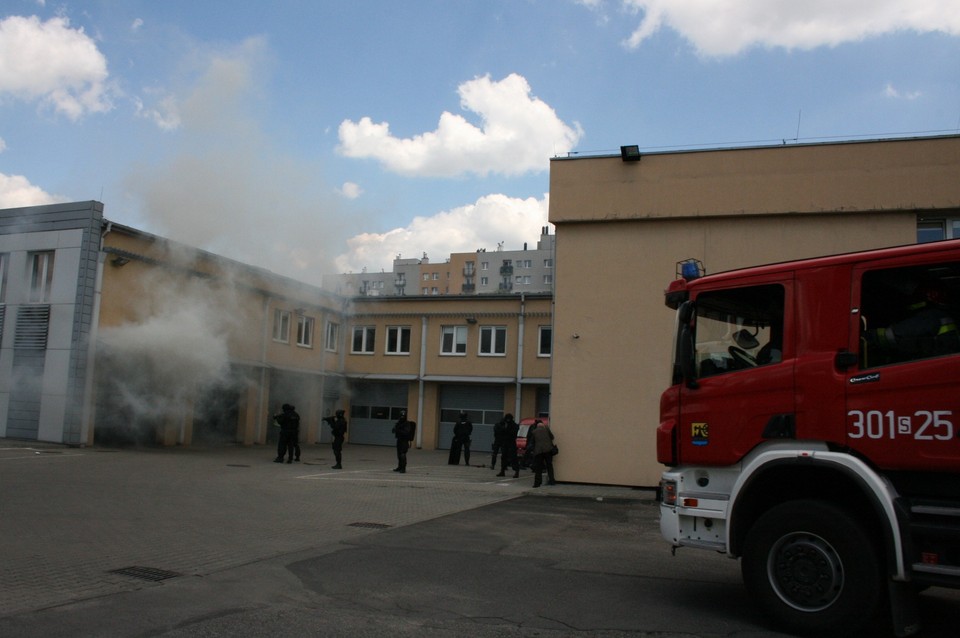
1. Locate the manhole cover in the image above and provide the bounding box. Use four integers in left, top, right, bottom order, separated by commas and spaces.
109, 566, 182, 582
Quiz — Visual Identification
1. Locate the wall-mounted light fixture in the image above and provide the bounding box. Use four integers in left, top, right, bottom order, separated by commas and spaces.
465, 317, 478, 324
111, 256, 130, 267
620, 145, 641, 162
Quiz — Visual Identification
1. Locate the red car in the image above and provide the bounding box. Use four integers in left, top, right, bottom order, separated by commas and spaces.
516, 417, 549, 467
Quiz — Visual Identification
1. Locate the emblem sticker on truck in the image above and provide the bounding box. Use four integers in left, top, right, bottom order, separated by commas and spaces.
692, 422, 709, 446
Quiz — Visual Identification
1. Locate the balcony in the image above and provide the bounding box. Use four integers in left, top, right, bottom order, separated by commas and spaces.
499, 265, 513, 276
461, 284, 476, 293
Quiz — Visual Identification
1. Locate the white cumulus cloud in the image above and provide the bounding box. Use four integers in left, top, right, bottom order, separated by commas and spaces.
334, 192, 549, 274
339, 181, 363, 199
0, 15, 113, 119
884, 83, 921, 100
618, 0, 960, 56
0, 172, 66, 208
337, 73, 582, 177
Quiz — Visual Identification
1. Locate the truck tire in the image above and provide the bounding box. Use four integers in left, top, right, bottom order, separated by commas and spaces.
741, 499, 883, 636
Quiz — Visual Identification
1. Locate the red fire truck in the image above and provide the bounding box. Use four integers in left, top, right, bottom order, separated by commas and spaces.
657, 241, 960, 636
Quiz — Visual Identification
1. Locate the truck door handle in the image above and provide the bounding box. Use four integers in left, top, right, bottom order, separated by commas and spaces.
835, 350, 858, 370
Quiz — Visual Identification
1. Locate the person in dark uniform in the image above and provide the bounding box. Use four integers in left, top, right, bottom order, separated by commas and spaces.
323, 409, 348, 469
529, 420, 557, 487
273, 404, 300, 464
490, 417, 506, 469
448, 410, 473, 465
522, 419, 541, 469
865, 281, 958, 363
392, 410, 415, 473
496, 413, 520, 478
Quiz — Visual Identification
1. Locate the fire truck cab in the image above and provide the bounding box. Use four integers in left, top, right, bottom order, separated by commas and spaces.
657, 241, 960, 636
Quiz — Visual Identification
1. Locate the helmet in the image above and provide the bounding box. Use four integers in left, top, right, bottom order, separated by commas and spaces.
914, 281, 948, 306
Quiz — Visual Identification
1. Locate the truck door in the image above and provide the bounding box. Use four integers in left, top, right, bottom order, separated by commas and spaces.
677, 278, 795, 466
846, 258, 960, 472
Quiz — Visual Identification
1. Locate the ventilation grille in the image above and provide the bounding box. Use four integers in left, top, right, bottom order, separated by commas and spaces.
15, 305, 50, 349
348, 522, 392, 529
109, 566, 182, 582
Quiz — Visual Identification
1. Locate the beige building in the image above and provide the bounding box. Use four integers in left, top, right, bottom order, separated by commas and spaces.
342, 293, 552, 451
548, 134, 960, 487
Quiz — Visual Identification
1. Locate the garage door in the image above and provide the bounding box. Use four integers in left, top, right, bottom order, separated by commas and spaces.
437, 384, 504, 451
347, 382, 408, 445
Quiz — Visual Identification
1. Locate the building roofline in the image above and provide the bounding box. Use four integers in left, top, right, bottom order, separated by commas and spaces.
550, 132, 960, 162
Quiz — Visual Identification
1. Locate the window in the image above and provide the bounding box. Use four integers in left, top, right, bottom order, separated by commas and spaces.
0, 253, 7, 303
273, 309, 291, 342
432, 273, 439, 280
297, 315, 314, 347
441, 325, 467, 355
28, 251, 54, 303
515, 275, 531, 285
917, 216, 960, 243
479, 326, 507, 355
544, 259, 553, 268
386, 326, 411, 354
519, 259, 532, 268
543, 274, 553, 284
859, 261, 960, 368
692, 284, 784, 378
325, 321, 339, 352
480, 276, 488, 286
431, 287, 439, 295
352, 326, 376, 353
423, 273, 430, 281
481, 261, 489, 271
538, 326, 552, 357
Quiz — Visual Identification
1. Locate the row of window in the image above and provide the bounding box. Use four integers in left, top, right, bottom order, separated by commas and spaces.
424, 258, 554, 281
272, 308, 339, 351
352, 324, 553, 357
271, 309, 553, 359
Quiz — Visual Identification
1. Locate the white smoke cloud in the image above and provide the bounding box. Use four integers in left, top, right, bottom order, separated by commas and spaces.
96, 262, 251, 441
617, 0, 960, 56
337, 73, 582, 177
126, 37, 354, 285
334, 192, 549, 273
0, 15, 114, 119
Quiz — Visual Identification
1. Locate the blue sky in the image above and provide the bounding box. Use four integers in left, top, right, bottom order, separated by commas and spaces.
1, 1, 959, 284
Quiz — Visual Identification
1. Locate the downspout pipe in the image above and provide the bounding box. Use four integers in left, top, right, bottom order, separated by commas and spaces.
416, 314, 427, 448
515, 293, 525, 418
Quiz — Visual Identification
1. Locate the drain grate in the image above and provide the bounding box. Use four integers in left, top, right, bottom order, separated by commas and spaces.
110, 566, 182, 582
226, 464, 250, 468
348, 522, 392, 529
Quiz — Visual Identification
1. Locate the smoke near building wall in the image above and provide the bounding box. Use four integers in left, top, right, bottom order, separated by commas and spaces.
95, 258, 252, 444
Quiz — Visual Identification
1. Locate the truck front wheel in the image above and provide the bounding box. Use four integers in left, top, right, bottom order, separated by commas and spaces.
741, 499, 882, 636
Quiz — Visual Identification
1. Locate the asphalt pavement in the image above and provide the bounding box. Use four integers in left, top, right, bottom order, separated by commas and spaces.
1, 439, 958, 637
